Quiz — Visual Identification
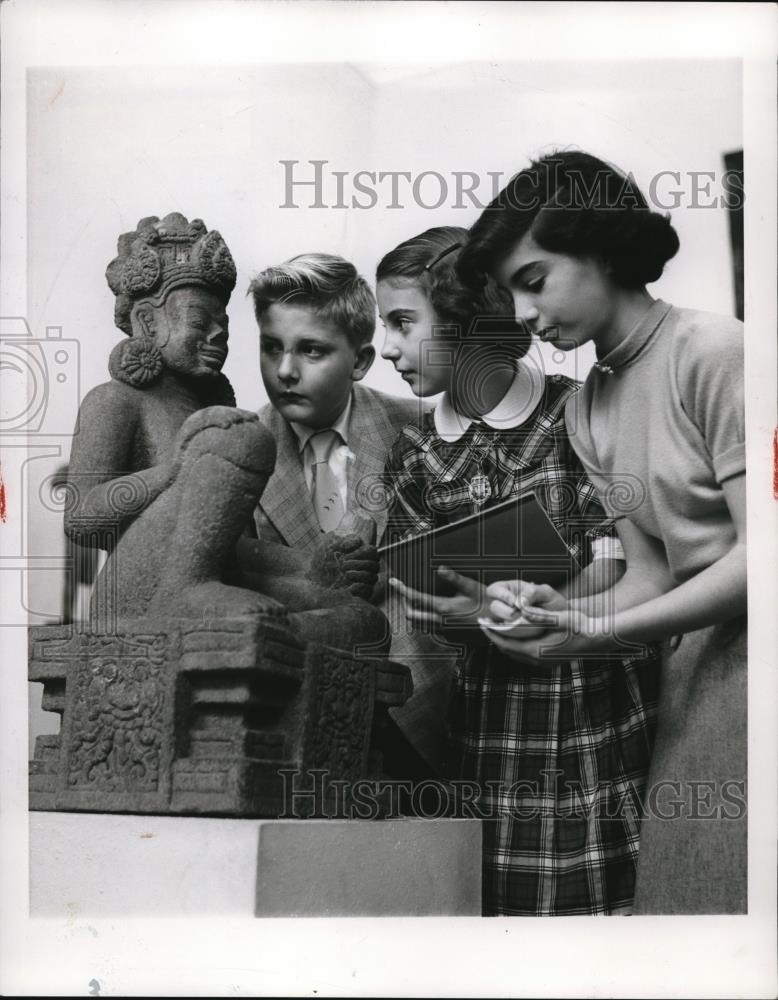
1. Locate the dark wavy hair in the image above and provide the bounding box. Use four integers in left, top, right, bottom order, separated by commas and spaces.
376, 225, 531, 358
458, 151, 679, 291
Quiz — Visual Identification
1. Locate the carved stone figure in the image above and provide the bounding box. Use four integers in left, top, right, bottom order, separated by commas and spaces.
65, 213, 385, 648
30, 214, 410, 816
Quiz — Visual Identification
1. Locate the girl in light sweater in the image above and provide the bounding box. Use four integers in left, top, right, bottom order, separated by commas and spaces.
460, 150, 746, 914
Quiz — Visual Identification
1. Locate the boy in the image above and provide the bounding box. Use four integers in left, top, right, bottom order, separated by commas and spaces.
250, 253, 436, 787
249, 252, 422, 556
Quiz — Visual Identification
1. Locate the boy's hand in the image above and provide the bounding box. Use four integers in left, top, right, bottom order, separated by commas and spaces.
310, 532, 379, 600
389, 566, 486, 628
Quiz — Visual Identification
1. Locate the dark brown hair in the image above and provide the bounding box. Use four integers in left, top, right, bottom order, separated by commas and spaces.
458, 150, 679, 291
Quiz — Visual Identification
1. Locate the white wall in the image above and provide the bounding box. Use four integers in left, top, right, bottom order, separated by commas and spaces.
25, 58, 742, 623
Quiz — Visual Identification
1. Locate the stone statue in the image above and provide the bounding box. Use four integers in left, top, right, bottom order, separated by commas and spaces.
64, 213, 385, 649
29, 214, 411, 817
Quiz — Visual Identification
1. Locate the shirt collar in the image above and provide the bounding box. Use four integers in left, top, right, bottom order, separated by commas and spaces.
290, 392, 353, 452
433, 358, 546, 443
593, 298, 673, 375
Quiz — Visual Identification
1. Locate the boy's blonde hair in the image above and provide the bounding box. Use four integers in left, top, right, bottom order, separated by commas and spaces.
248, 253, 376, 349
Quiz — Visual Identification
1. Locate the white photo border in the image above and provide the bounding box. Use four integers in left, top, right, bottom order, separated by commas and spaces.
1, 2, 776, 997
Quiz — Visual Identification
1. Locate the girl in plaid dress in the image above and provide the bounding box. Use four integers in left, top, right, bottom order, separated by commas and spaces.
377, 226, 660, 916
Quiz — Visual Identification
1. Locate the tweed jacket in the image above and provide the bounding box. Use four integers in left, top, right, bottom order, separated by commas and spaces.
254, 382, 424, 551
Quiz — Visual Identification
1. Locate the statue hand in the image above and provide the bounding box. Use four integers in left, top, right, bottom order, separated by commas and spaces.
309, 532, 380, 600
170, 407, 274, 480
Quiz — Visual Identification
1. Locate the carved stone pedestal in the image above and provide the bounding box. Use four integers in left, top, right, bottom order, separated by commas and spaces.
29, 616, 412, 817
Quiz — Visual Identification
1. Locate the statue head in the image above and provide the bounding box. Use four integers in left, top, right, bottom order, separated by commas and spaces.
106, 213, 237, 381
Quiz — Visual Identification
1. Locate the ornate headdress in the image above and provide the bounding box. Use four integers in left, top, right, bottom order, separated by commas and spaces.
106, 213, 237, 335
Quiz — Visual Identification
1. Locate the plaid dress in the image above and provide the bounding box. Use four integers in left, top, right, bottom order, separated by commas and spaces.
384, 374, 659, 916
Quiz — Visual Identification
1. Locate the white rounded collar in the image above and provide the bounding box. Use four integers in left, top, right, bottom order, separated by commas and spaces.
433, 357, 546, 443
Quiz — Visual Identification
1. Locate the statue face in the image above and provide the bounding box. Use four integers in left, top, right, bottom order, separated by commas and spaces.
139, 286, 229, 378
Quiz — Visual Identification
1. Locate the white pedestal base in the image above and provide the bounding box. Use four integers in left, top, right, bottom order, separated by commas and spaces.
30, 812, 482, 917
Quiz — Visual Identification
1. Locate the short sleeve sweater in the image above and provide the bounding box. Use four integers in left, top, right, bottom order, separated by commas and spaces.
564, 299, 745, 585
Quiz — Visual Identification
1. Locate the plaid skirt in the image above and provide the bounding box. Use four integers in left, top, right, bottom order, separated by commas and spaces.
447, 640, 660, 916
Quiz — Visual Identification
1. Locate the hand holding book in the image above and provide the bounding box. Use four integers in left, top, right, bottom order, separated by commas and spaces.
389, 565, 487, 628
